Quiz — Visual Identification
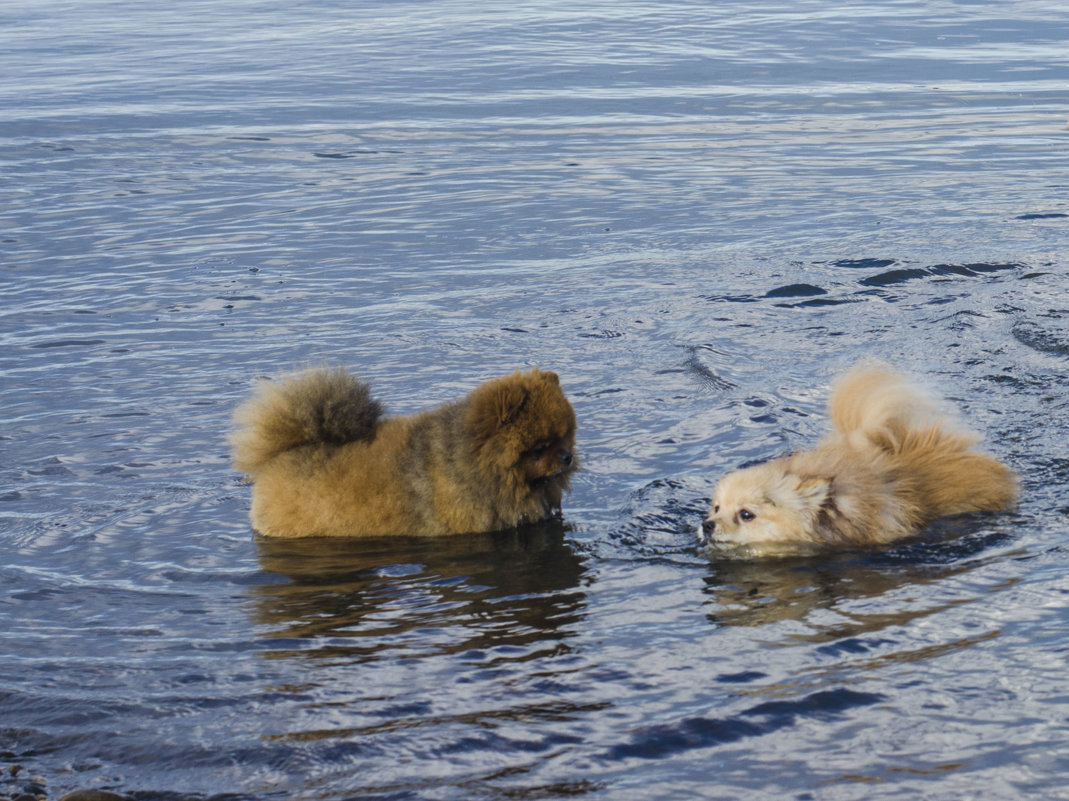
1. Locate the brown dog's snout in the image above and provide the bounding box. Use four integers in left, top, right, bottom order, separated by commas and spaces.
560, 450, 573, 467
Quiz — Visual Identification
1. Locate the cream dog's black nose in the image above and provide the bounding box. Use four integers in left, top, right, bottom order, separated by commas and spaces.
701, 518, 716, 538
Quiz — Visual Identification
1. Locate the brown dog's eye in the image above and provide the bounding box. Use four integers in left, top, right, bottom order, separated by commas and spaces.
739, 509, 755, 522
527, 444, 549, 458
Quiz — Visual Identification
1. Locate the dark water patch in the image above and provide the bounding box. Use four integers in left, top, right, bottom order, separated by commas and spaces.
764, 283, 827, 298
606, 688, 884, 760
930, 262, 1024, 277
930, 309, 989, 333
745, 688, 886, 720
982, 372, 1041, 390
1016, 212, 1067, 220
1031, 457, 1069, 486
159, 567, 269, 586
699, 294, 760, 304
579, 329, 624, 339
434, 728, 583, 757
772, 296, 857, 308
583, 387, 625, 396
311, 149, 397, 158
28, 339, 106, 349
863, 522, 1014, 567
683, 345, 736, 391
26, 458, 74, 478
831, 258, 897, 270
925, 296, 956, 307
716, 671, 767, 684
1012, 318, 1069, 356
859, 268, 931, 287
816, 637, 897, 657
750, 414, 780, 426
859, 262, 1023, 288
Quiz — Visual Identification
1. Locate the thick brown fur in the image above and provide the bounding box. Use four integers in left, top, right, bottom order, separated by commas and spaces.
700, 361, 1018, 549
231, 367, 578, 537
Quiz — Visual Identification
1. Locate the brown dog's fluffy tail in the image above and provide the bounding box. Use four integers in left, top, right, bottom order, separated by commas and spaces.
231, 367, 383, 476
828, 361, 1018, 515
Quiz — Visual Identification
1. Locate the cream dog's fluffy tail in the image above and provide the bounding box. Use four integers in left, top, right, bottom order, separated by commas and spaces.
828, 361, 1018, 516
828, 361, 940, 443
231, 368, 383, 476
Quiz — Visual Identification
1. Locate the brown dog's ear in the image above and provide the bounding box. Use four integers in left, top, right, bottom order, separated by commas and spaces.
541, 370, 560, 385
496, 382, 530, 426
469, 379, 530, 444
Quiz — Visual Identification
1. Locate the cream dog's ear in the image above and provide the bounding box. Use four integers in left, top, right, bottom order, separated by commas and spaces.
793, 476, 832, 510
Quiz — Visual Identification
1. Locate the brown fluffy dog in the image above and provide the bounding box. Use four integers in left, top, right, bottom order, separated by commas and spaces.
699, 362, 1018, 550
231, 368, 577, 537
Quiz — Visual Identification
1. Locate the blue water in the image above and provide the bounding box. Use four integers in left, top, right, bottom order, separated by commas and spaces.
2, 1, 1068, 798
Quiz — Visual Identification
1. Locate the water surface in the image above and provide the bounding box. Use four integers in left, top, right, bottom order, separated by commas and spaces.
2, 1, 1068, 799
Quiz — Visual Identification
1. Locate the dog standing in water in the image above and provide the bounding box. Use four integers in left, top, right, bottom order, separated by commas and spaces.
232, 367, 578, 538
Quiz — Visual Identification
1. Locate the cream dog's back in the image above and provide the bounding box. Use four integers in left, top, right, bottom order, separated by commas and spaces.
828, 362, 1017, 524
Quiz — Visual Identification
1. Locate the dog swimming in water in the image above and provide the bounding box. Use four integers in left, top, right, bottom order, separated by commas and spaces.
699, 361, 1018, 550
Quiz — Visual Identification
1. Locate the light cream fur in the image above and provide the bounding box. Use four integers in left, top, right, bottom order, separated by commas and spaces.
700, 361, 1018, 549
231, 367, 577, 537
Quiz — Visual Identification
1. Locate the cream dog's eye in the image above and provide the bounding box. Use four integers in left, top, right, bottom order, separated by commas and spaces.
739, 509, 755, 522
713, 505, 720, 513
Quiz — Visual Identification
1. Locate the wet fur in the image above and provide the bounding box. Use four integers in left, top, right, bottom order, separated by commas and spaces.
232, 367, 577, 537
700, 362, 1018, 548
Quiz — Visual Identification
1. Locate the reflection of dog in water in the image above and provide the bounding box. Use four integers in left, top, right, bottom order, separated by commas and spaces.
252, 523, 589, 661
232, 367, 577, 537
700, 361, 1018, 550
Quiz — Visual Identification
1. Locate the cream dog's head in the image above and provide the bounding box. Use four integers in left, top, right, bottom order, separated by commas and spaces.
699, 461, 831, 546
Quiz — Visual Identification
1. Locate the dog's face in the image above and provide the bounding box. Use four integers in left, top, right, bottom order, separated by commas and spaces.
700, 463, 831, 546
517, 432, 576, 486
469, 369, 578, 498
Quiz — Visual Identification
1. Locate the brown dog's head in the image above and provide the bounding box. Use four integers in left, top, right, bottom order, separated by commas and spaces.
700, 461, 831, 546
467, 369, 578, 515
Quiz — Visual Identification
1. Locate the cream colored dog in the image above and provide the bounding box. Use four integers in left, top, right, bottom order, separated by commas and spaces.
700, 362, 1018, 550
